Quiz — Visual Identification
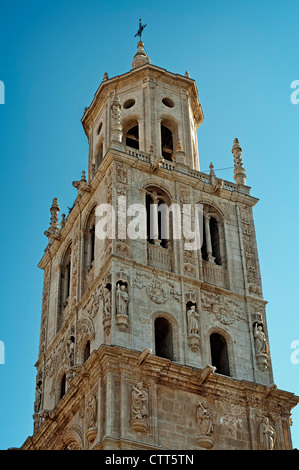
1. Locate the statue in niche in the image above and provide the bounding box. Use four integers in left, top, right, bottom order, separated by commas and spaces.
186, 303, 200, 352
253, 322, 270, 370
86, 394, 98, 444
86, 394, 97, 429
130, 382, 149, 434
102, 285, 112, 335
259, 416, 276, 450
116, 282, 128, 316
66, 336, 75, 367
253, 323, 269, 356
34, 381, 42, 414
103, 286, 111, 318
196, 401, 214, 449
115, 282, 129, 331
187, 304, 200, 336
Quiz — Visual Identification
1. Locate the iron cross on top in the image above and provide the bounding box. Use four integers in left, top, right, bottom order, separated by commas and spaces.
134, 19, 147, 39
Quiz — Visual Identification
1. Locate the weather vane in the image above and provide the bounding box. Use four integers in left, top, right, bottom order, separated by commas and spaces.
134, 18, 147, 40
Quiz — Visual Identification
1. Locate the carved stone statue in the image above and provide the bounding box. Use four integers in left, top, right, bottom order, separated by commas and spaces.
116, 283, 129, 331
259, 417, 276, 450
186, 304, 200, 352
130, 382, 149, 434
253, 322, 269, 370
116, 283, 128, 315
254, 323, 269, 354
86, 394, 97, 429
67, 337, 75, 367
187, 304, 200, 335
196, 401, 213, 449
34, 381, 42, 414
86, 394, 98, 444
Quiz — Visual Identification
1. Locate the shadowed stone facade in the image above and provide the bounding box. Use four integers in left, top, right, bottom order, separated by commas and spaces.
22, 41, 298, 450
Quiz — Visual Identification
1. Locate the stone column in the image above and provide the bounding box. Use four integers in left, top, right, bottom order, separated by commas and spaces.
204, 216, 215, 263
110, 95, 123, 148
151, 199, 161, 246
218, 223, 227, 267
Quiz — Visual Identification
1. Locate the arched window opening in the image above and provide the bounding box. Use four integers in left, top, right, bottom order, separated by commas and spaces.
60, 374, 66, 400
83, 340, 91, 363
155, 317, 173, 360
97, 122, 102, 135
59, 245, 72, 316
201, 218, 208, 261
210, 333, 230, 376
161, 125, 173, 161
210, 217, 221, 265
126, 124, 139, 150
146, 188, 171, 249
201, 206, 225, 266
95, 141, 103, 169
84, 208, 96, 275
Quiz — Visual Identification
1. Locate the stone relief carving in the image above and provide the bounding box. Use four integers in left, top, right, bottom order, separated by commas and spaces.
196, 401, 214, 449
83, 290, 100, 319
240, 209, 259, 287
259, 417, 276, 450
219, 415, 243, 440
39, 263, 51, 356
103, 285, 112, 334
71, 231, 79, 309
133, 271, 182, 305
130, 382, 149, 434
116, 164, 128, 184
201, 290, 246, 324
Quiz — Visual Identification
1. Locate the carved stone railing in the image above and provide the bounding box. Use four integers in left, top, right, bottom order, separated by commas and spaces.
161, 160, 175, 171
147, 243, 173, 272
189, 169, 211, 184
124, 146, 151, 162
119, 147, 249, 195
202, 260, 228, 289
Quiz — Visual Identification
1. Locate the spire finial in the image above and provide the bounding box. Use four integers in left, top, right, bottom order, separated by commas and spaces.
232, 138, 246, 185
132, 19, 150, 69
44, 197, 61, 241
134, 18, 147, 40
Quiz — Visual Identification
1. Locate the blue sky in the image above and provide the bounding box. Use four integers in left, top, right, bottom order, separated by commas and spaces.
0, 0, 298, 450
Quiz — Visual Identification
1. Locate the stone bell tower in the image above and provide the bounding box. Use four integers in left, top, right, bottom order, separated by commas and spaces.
22, 37, 298, 451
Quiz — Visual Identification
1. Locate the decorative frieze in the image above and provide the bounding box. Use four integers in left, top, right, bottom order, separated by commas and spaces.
133, 271, 182, 305
201, 290, 246, 325
240, 207, 260, 288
